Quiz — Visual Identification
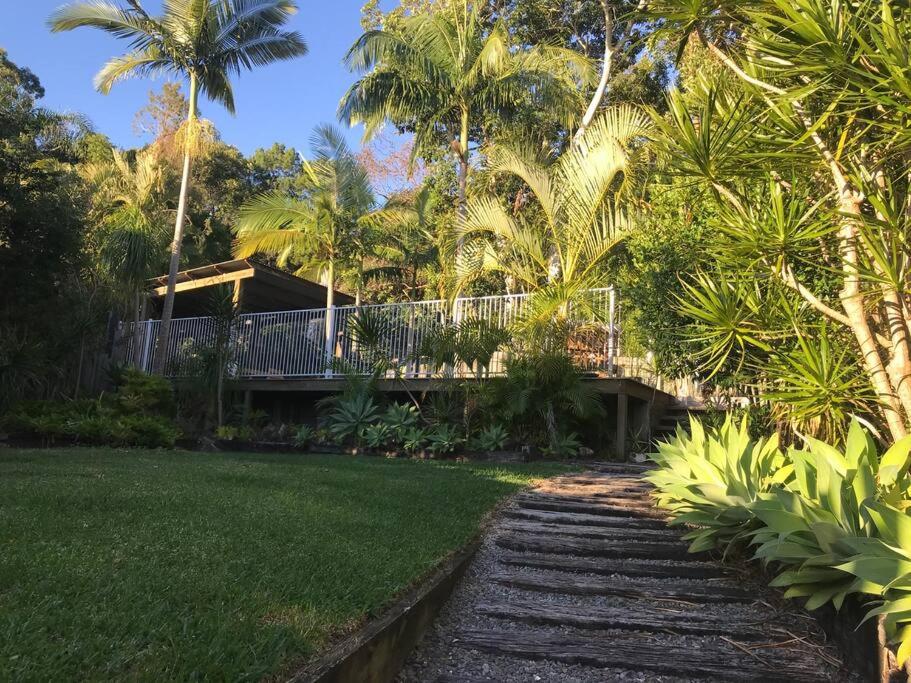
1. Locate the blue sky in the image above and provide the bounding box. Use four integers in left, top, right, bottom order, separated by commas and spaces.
0, 0, 389, 154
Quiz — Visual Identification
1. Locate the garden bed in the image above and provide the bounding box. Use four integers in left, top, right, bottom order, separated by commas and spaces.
0, 447, 566, 680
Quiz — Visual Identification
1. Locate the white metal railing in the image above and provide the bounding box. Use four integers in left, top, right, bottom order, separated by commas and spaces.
114, 288, 622, 380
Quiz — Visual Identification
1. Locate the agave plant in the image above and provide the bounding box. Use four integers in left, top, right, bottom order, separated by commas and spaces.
381, 402, 419, 444
425, 424, 463, 456
753, 423, 911, 610
326, 394, 379, 444
470, 424, 510, 453
646, 414, 790, 552
402, 427, 428, 455
361, 422, 392, 451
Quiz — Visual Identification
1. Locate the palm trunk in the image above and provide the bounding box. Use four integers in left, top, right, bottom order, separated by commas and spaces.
324, 260, 336, 377
457, 105, 469, 220
132, 288, 143, 369
152, 72, 198, 375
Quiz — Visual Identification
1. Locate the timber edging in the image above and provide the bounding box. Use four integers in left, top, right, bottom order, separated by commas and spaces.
287, 538, 480, 683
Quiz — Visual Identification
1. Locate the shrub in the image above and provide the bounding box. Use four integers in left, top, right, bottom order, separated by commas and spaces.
115, 367, 175, 417
1, 371, 179, 448
647, 416, 911, 664
470, 424, 509, 453
214, 425, 253, 441
119, 414, 179, 448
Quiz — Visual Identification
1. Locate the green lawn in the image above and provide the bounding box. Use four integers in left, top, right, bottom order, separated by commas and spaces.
0, 448, 567, 681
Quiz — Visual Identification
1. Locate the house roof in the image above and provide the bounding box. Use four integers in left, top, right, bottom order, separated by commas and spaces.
147, 258, 356, 312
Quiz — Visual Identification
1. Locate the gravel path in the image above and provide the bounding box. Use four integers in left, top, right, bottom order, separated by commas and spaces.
398, 463, 857, 682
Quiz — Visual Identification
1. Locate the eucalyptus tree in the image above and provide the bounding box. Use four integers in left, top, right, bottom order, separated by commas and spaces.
49, 0, 309, 374
455, 105, 652, 325
339, 0, 591, 217
233, 124, 376, 310
642, 0, 911, 441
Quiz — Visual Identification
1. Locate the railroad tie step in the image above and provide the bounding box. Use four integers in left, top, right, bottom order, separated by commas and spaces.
500, 520, 684, 542
476, 598, 767, 638
489, 570, 756, 603
503, 507, 670, 530
497, 552, 729, 580
515, 497, 669, 520
496, 532, 694, 561
454, 630, 833, 682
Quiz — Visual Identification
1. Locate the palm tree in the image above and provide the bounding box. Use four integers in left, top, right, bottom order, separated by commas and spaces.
339, 0, 590, 217
455, 105, 652, 324
233, 124, 376, 366
50, 0, 309, 374
362, 186, 441, 301
234, 124, 376, 306
84, 149, 169, 367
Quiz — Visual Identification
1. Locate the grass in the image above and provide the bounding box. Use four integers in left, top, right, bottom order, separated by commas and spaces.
0, 448, 567, 681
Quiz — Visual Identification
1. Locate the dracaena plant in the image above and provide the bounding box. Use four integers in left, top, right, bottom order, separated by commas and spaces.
642, 0, 911, 442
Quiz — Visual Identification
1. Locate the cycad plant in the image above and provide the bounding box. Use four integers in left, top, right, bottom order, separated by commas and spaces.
50, 0, 308, 374
339, 0, 590, 215
455, 105, 652, 325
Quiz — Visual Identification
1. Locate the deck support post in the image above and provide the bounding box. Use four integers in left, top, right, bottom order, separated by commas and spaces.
616, 391, 629, 461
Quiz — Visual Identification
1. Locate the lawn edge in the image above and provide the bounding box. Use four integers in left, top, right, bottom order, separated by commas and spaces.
284, 476, 566, 683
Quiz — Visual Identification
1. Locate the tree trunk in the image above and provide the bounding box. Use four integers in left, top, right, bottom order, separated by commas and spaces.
324, 260, 336, 377
132, 288, 143, 369
152, 72, 199, 375
572, 0, 613, 149
457, 105, 470, 220
217, 352, 225, 428
837, 196, 908, 440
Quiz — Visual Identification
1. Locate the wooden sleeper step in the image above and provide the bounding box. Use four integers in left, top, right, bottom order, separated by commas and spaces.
454, 630, 831, 682
489, 570, 756, 603
496, 532, 693, 561
497, 552, 729, 580
476, 598, 767, 638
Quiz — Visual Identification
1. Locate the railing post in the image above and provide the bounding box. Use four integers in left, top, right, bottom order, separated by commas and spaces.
324, 305, 336, 378
608, 287, 617, 377
142, 321, 154, 373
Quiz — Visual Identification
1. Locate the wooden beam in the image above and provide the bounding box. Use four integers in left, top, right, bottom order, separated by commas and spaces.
150, 268, 255, 297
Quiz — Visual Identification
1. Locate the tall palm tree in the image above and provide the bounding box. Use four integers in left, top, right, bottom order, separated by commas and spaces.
50, 0, 309, 374
455, 105, 652, 324
339, 0, 590, 217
